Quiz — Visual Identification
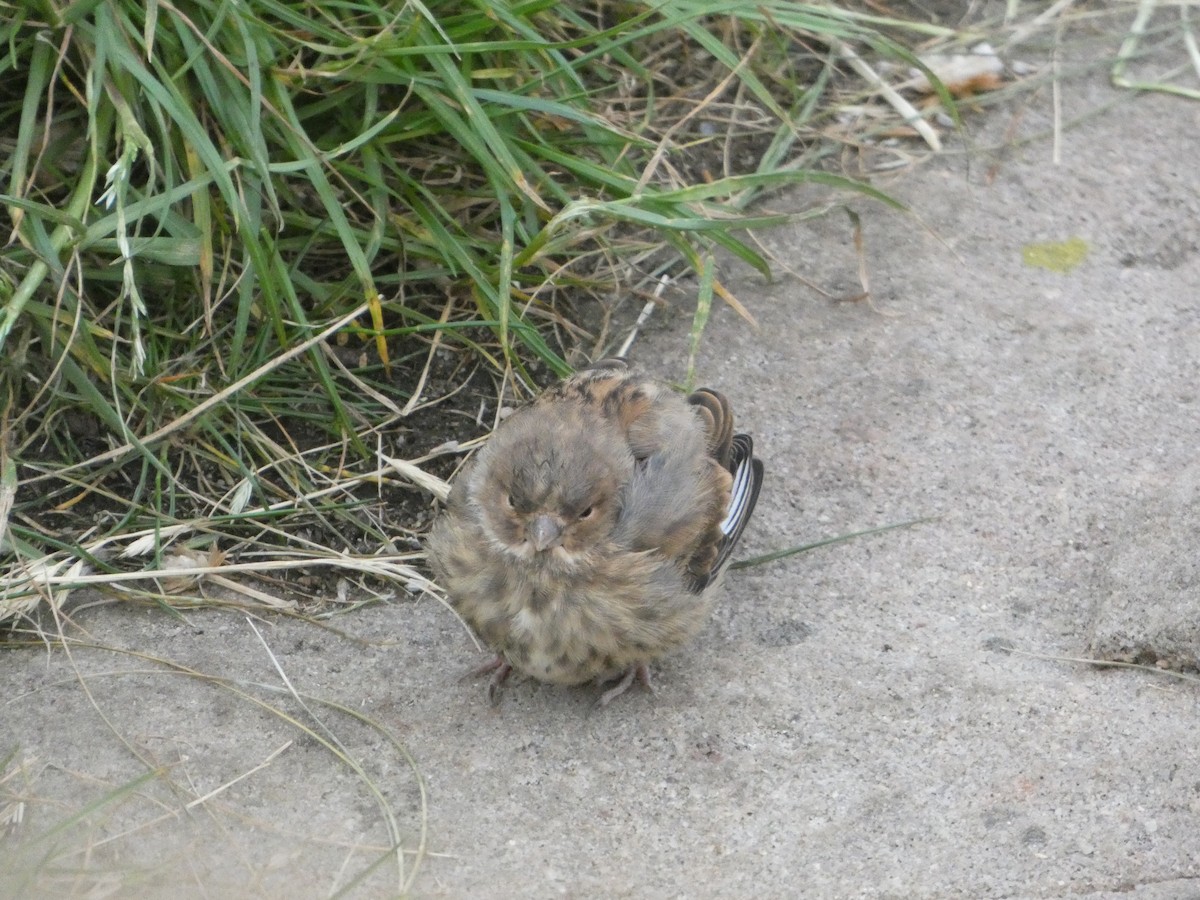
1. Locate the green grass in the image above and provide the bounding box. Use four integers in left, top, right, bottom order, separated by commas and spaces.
7, 0, 1123, 616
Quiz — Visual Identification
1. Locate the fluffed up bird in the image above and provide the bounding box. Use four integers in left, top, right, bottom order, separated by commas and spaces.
425, 357, 763, 706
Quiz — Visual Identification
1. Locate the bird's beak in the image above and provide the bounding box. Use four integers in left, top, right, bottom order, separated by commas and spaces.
528, 514, 564, 552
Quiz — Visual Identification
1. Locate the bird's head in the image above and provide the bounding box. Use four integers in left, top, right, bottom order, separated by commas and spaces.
473, 410, 629, 564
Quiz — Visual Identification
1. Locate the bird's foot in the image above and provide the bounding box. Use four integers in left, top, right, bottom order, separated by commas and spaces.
463, 655, 512, 706
595, 663, 654, 708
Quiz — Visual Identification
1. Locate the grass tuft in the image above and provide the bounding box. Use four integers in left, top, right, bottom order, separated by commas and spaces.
0, 1, 1135, 619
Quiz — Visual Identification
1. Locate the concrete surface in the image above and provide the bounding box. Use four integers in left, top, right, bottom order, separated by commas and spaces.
4, 22, 1200, 900
1086, 465, 1200, 670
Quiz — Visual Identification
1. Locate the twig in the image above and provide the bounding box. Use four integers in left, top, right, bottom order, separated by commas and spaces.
635, 33, 764, 192
1052, 21, 1063, 164
616, 275, 669, 358
22, 303, 371, 484
186, 742, 292, 809
401, 293, 454, 416
1002, 0, 1080, 50
833, 39, 942, 152
1113, 0, 1200, 99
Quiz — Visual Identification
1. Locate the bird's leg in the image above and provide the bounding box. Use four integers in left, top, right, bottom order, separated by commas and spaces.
486, 662, 512, 706
463, 655, 512, 706
596, 662, 654, 707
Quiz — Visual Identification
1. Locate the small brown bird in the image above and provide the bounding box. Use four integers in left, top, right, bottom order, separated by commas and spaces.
425, 358, 763, 705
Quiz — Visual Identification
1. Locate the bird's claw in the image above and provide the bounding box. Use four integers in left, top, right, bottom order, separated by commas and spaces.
462, 655, 512, 706
595, 662, 653, 708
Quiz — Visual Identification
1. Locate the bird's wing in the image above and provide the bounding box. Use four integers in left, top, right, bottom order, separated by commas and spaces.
708, 433, 764, 578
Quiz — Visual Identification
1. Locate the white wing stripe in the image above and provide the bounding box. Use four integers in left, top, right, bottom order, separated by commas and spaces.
719, 455, 754, 536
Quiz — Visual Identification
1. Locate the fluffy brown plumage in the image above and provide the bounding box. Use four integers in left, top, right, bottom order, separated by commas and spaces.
425, 358, 763, 705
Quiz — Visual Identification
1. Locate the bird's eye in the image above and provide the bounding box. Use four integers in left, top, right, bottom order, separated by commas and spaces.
505, 493, 515, 508
579, 505, 594, 519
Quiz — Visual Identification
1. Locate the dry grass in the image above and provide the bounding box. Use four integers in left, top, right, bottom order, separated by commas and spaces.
2, 617, 429, 896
